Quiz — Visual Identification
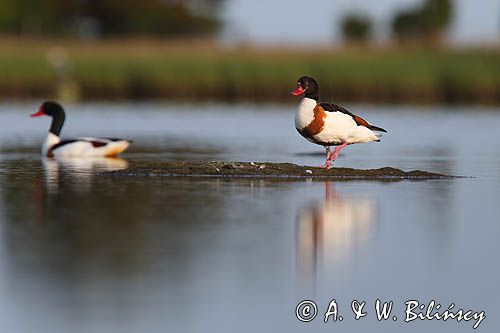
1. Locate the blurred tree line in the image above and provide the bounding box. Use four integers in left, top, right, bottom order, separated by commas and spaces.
341, 0, 452, 44
341, 15, 372, 43
0, 0, 225, 38
392, 0, 452, 42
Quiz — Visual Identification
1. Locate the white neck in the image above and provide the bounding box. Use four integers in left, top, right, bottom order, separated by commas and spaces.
295, 97, 317, 130
42, 132, 60, 156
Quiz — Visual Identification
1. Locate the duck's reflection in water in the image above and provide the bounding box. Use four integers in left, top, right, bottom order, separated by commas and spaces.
42, 157, 128, 193
296, 181, 376, 293
35, 157, 129, 222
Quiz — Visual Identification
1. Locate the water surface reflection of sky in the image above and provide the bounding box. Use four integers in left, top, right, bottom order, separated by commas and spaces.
0, 103, 499, 332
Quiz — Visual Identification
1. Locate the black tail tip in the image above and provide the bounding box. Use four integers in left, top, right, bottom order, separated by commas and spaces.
370, 125, 387, 133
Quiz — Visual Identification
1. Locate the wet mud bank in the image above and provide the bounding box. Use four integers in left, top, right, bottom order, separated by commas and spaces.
100, 161, 456, 180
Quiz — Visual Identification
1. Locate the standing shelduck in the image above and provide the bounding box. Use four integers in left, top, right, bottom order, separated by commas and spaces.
291, 76, 387, 168
31, 101, 132, 158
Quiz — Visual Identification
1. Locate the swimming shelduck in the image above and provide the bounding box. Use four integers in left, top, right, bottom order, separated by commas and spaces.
291, 76, 387, 168
31, 101, 132, 158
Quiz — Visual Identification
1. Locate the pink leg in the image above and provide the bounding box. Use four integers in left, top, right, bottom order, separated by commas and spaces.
330, 142, 348, 162
320, 146, 331, 169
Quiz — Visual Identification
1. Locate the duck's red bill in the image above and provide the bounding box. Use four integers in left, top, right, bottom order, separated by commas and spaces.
30, 107, 45, 117
291, 86, 305, 96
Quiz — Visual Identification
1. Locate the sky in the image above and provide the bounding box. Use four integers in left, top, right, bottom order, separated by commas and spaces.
222, 0, 500, 45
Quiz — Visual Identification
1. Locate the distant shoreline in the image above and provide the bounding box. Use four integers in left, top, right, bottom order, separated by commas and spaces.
1, 38, 499, 105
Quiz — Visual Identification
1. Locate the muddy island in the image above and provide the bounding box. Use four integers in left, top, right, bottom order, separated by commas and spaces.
101, 161, 456, 180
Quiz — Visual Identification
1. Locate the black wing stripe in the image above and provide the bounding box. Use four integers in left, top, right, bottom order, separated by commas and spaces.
51, 139, 112, 151
51, 138, 129, 152
319, 102, 355, 117
50, 140, 79, 151
90, 141, 108, 148
103, 137, 126, 142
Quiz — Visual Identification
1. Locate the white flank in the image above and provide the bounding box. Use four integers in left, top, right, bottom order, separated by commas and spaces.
314, 112, 379, 145
51, 140, 130, 157
41, 133, 130, 157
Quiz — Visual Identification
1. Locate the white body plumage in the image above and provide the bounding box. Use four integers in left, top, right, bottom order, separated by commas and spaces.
295, 98, 379, 146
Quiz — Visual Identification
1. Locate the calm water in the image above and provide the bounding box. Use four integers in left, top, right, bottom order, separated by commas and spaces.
0, 102, 499, 333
